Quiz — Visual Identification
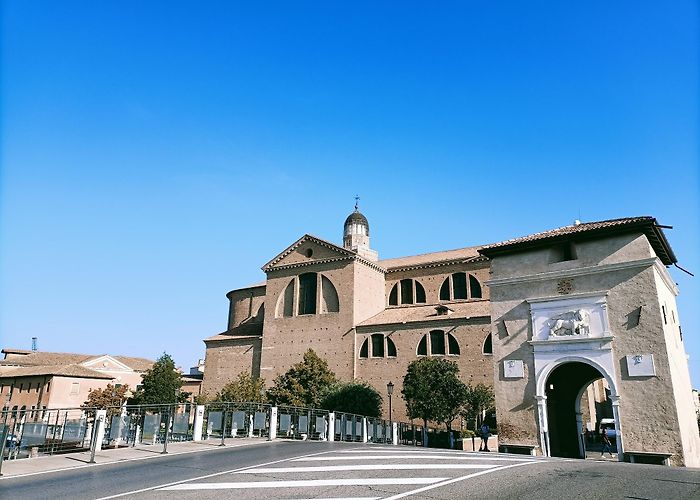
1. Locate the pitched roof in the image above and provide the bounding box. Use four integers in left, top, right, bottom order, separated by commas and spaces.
379, 246, 486, 272
357, 300, 490, 328
0, 351, 154, 371
478, 216, 677, 265
262, 234, 357, 272
0, 364, 113, 380
204, 321, 264, 342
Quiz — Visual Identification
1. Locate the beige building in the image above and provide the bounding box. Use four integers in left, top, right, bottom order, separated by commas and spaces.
0, 349, 153, 417
202, 209, 699, 465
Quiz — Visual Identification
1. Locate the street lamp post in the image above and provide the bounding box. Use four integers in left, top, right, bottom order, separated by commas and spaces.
386, 382, 394, 423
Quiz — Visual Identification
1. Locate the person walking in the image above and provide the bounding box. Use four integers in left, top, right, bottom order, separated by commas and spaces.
600, 428, 614, 458
479, 423, 490, 452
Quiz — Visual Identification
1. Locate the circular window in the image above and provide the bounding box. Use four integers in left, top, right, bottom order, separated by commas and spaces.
305, 248, 313, 258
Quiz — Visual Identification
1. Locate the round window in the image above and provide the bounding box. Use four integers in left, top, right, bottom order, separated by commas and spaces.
305, 248, 313, 258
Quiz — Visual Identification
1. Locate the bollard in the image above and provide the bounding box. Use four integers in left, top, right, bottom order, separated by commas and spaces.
89, 411, 107, 464
392, 422, 398, 445
361, 417, 368, 443
0, 425, 9, 476
268, 407, 277, 441
161, 411, 172, 454
220, 410, 227, 446
192, 405, 205, 442
328, 412, 335, 442
247, 414, 254, 438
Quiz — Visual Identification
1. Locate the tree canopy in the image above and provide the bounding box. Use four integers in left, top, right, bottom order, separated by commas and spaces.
266, 349, 337, 407
320, 381, 382, 417
462, 383, 495, 430
131, 353, 184, 405
82, 383, 131, 415
216, 372, 266, 403
401, 357, 467, 427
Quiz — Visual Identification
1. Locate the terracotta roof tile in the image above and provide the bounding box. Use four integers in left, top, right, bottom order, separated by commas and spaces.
357, 301, 490, 328
0, 351, 154, 371
379, 246, 483, 271
0, 364, 113, 379
479, 216, 676, 265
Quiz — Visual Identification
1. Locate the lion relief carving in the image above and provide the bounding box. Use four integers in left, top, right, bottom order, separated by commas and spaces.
546, 309, 590, 338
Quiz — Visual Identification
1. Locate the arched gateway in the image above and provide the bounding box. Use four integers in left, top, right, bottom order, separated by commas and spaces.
482, 217, 700, 466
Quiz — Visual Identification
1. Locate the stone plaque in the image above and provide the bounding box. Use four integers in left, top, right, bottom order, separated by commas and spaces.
503, 359, 525, 378
626, 354, 655, 377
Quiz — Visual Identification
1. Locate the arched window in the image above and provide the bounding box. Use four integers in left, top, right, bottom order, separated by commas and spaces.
417, 336, 428, 356
321, 276, 339, 313
469, 274, 482, 298
416, 330, 460, 356
298, 272, 317, 315
439, 273, 483, 301
387, 337, 397, 357
359, 339, 369, 358
276, 273, 340, 318
275, 279, 295, 318
483, 333, 493, 354
388, 279, 427, 306
359, 335, 397, 358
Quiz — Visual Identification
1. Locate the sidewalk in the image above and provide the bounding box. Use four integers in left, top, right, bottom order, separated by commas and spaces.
0, 438, 268, 479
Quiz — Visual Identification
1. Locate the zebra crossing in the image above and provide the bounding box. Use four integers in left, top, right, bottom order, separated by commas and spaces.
156, 447, 547, 499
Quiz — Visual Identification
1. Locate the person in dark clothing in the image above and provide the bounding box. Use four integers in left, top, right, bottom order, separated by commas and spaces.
601, 428, 614, 458
479, 423, 490, 452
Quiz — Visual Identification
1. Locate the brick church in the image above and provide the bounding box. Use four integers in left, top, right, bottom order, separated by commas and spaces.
201, 204, 700, 465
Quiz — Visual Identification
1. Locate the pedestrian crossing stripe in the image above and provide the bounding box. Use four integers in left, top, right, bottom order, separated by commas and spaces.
236, 464, 498, 473
294, 454, 533, 462
160, 477, 450, 490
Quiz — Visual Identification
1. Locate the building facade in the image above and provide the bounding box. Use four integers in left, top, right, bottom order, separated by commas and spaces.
202, 209, 700, 465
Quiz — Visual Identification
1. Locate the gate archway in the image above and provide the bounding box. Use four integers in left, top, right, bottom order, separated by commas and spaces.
544, 361, 607, 458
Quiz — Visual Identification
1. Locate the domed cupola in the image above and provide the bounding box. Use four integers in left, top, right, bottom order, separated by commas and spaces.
343, 197, 378, 261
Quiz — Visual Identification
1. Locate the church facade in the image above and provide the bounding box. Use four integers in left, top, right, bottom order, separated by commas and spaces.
201, 208, 700, 466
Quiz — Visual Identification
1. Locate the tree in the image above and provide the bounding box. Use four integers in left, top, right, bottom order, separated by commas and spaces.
217, 372, 267, 403
266, 349, 337, 407
402, 358, 467, 446
82, 384, 131, 415
131, 353, 183, 405
461, 383, 495, 430
320, 381, 382, 417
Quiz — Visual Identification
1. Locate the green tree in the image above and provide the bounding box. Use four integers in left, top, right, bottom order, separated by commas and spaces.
461, 383, 495, 430
402, 358, 467, 446
82, 384, 131, 415
320, 381, 382, 417
266, 349, 337, 407
131, 353, 184, 405
217, 372, 267, 403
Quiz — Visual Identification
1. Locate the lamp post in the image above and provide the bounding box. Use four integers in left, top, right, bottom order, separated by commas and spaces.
386, 382, 394, 423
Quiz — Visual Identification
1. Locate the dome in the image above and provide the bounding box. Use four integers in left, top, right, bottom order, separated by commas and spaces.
344, 209, 370, 236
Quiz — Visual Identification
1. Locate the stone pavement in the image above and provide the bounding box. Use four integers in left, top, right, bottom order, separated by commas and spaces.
0, 438, 268, 479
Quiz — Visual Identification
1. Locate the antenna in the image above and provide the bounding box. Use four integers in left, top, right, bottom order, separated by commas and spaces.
31, 337, 38, 352
354, 194, 360, 211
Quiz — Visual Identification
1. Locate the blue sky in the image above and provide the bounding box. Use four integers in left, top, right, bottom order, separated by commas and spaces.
1, 2, 698, 384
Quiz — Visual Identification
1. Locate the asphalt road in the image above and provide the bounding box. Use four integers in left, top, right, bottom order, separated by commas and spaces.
1, 441, 699, 499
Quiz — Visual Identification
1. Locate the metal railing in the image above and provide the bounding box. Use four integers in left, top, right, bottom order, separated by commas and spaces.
1, 402, 441, 464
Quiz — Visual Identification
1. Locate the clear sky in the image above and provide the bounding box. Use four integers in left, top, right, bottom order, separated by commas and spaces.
1, 2, 698, 385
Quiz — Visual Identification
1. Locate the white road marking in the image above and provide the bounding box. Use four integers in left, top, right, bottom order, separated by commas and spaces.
93, 448, 350, 499
160, 477, 449, 490
236, 464, 497, 473
294, 454, 532, 462
383, 460, 543, 499
0, 440, 266, 481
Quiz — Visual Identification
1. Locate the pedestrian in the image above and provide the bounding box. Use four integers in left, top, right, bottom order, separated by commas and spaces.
479, 423, 490, 452
600, 428, 613, 458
